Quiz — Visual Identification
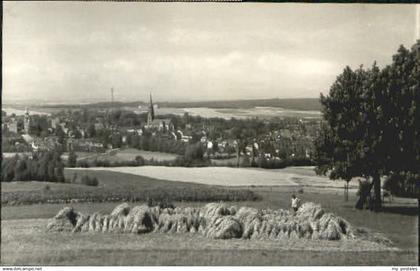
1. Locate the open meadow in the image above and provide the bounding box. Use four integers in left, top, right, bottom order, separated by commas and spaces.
1, 169, 259, 206
1, 167, 417, 266
111, 148, 178, 162
75, 166, 360, 189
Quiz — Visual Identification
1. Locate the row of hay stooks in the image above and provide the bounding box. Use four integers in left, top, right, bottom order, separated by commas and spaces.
48, 202, 356, 241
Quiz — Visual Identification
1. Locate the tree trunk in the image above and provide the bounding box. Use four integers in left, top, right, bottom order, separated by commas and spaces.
236, 146, 240, 168
251, 145, 255, 166
344, 180, 349, 202
355, 181, 374, 210
373, 172, 382, 212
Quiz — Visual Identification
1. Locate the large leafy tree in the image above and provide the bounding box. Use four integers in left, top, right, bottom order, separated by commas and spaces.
230, 126, 255, 167
314, 44, 419, 211
314, 65, 370, 180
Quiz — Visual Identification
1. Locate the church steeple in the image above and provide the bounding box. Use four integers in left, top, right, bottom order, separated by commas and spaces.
149, 93, 155, 120
147, 93, 155, 126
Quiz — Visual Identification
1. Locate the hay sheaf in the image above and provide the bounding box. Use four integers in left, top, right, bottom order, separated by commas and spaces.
205, 216, 242, 239
295, 202, 354, 240
46, 202, 387, 244
47, 207, 81, 232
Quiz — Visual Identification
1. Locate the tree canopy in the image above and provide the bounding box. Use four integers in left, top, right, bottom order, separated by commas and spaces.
314, 44, 419, 211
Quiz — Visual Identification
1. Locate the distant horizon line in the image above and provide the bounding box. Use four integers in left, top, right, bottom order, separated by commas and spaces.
2, 96, 321, 106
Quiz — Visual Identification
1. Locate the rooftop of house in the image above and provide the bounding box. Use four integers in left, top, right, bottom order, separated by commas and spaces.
149, 119, 172, 125
21, 134, 34, 144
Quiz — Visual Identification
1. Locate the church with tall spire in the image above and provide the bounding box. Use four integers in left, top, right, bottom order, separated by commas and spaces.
147, 93, 155, 127
145, 93, 174, 133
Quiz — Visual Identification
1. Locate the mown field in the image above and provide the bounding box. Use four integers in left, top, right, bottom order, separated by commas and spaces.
1, 167, 418, 266
2, 218, 415, 266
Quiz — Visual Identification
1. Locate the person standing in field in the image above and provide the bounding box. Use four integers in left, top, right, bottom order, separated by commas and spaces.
291, 194, 301, 214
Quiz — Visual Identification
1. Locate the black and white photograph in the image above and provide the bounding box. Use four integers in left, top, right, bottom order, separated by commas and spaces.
1, 1, 419, 267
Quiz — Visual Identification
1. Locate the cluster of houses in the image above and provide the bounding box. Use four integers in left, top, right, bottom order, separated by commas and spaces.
2, 108, 31, 134
2, 109, 105, 152
2, 98, 320, 160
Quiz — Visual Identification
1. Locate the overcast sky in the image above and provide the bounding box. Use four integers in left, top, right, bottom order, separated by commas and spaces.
3, 2, 419, 104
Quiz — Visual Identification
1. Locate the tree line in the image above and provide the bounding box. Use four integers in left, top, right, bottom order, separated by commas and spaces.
1, 150, 65, 182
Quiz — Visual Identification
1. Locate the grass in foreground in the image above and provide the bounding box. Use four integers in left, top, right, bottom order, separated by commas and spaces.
1, 167, 417, 266
2, 187, 417, 252
1, 218, 416, 266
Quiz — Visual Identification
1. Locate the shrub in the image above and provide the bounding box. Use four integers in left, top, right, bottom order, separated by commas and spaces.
240, 156, 251, 167
383, 172, 419, 198
71, 173, 78, 183
67, 151, 78, 168
81, 175, 99, 187
135, 155, 145, 166
184, 142, 204, 161
257, 157, 313, 169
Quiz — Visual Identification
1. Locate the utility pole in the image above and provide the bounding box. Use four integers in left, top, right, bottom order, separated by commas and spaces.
111, 87, 114, 106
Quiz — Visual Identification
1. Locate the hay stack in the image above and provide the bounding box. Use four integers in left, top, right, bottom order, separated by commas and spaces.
124, 205, 154, 234
154, 206, 201, 234
107, 203, 132, 233
47, 207, 81, 232
296, 202, 325, 220
111, 202, 131, 216
295, 202, 354, 240
205, 216, 242, 239
73, 213, 90, 233
201, 203, 232, 221
234, 207, 262, 239
47, 201, 360, 242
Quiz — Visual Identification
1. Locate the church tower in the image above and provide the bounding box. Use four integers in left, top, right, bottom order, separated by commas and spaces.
147, 93, 155, 126
24, 107, 30, 134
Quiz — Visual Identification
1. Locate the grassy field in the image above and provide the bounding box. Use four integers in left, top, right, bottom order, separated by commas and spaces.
69, 148, 178, 164
79, 166, 360, 189
2, 218, 415, 266
182, 107, 321, 120
1, 167, 418, 265
113, 148, 178, 161
1, 169, 259, 205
